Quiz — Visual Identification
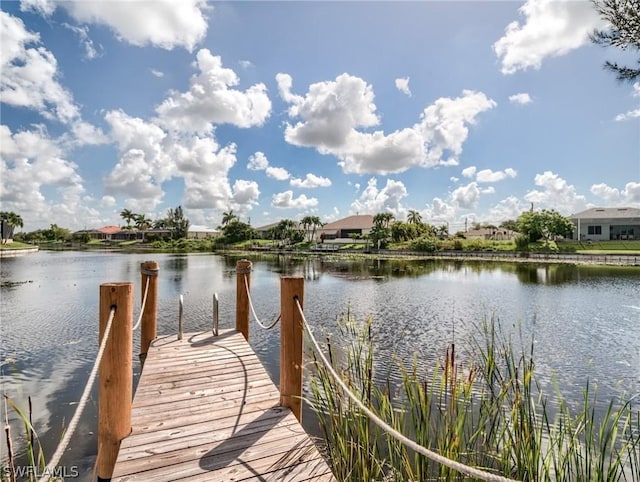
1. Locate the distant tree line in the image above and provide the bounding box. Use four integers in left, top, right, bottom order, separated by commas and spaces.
119, 206, 190, 240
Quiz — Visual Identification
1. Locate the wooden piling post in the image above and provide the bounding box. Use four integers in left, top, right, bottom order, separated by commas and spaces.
280, 276, 304, 422
140, 261, 159, 361
98, 283, 133, 481
236, 259, 252, 341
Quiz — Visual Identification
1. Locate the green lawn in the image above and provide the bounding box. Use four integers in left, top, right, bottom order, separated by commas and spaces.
0, 241, 34, 250
557, 240, 640, 254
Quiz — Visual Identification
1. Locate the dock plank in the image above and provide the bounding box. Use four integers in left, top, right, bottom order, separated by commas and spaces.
112, 330, 335, 481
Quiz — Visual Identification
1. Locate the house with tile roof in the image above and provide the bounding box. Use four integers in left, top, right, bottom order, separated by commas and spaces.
318, 214, 375, 241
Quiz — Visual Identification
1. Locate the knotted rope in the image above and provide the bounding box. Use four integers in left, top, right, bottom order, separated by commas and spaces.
295, 298, 519, 482
244, 275, 281, 330
39, 306, 117, 482
131, 276, 150, 331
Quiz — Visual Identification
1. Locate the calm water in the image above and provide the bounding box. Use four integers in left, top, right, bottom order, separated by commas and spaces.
1, 251, 639, 478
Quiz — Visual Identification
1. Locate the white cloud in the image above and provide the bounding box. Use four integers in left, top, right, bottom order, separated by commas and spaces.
231, 179, 260, 208
349, 177, 408, 216
509, 93, 532, 105
417, 90, 497, 167
524, 171, 588, 214
0, 125, 99, 230
1, 11, 107, 145
422, 197, 456, 223
280, 74, 495, 174
282, 73, 379, 150
476, 167, 517, 183
156, 49, 271, 134
104, 109, 258, 214
247, 151, 269, 171
100, 195, 115, 207
276, 72, 304, 107
486, 196, 527, 223
395, 77, 411, 96
461, 166, 476, 178
247, 151, 290, 180
27, 0, 210, 51
1, 11, 79, 123
590, 183, 620, 202
494, 0, 602, 75
150, 69, 164, 78
451, 182, 481, 209
290, 173, 332, 188
265, 166, 291, 181
591, 182, 640, 204
20, 0, 56, 16
481, 186, 496, 194
238, 60, 253, 69
322, 206, 341, 223
62, 22, 99, 59
615, 83, 640, 121
462, 166, 517, 183
450, 176, 460, 183
615, 109, 640, 122
172, 135, 240, 211
272, 191, 318, 209
338, 128, 425, 174
69, 120, 108, 146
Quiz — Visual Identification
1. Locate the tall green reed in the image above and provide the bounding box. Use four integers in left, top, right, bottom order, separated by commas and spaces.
309, 313, 640, 482
2, 395, 48, 482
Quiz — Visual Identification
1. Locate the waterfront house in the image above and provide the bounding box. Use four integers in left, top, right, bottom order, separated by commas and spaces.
75, 226, 172, 241
569, 207, 640, 241
464, 227, 518, 241
318, 214, 375, 242
187, 225, 221, 239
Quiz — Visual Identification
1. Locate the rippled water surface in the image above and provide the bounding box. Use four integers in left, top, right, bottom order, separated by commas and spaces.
1, 251, 639, 478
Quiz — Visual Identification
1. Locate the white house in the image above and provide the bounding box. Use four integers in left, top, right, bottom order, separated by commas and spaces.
569, 207, 640, 241
187, 225, 221, 239
464, 227, 518, 241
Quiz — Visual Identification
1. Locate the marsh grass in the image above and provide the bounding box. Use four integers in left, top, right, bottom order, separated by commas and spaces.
309, 313, 640, 481
2, 395, 49, 482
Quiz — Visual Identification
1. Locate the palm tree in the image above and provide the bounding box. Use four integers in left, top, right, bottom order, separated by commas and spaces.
300, 215, 323, 242
310, 216, 324, 242
373, 212, 394, 229
120, 208, 135, 229
134, 214, 152, 242
407, 210, 422, 225
221, 210, 238, 227
1, 211, 23, 244
301, 216, 313, 241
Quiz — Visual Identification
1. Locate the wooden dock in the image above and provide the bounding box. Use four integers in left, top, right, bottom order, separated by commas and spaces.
111, 329, 335, 481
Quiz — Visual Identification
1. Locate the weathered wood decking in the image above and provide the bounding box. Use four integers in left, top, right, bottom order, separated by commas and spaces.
111, 329, 335, 481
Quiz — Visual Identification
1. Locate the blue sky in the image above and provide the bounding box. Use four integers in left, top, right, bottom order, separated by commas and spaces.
1, 0, 638, 232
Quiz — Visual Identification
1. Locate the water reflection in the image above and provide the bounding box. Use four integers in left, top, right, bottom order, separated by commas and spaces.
1, 251, 639, 480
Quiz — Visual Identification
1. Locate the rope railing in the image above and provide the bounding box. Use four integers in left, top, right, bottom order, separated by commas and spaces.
39, 306, 117, 482
294, 298, 520, 482
131, 277, 150, 331
244, 274, 281, 330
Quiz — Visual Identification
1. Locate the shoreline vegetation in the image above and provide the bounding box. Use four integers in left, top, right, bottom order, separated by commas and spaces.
310, 313, 640, 481
4, 237, 639, 266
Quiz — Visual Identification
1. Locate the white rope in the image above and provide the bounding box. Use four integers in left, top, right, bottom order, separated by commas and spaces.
39, 307, 117, 482
295, 299, 519, 482
132, 277, 150, 331
244, 275, 281, 330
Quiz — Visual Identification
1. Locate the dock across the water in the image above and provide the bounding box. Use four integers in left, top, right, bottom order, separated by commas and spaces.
111, 330, 334, 481
35, 259, 518, 482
